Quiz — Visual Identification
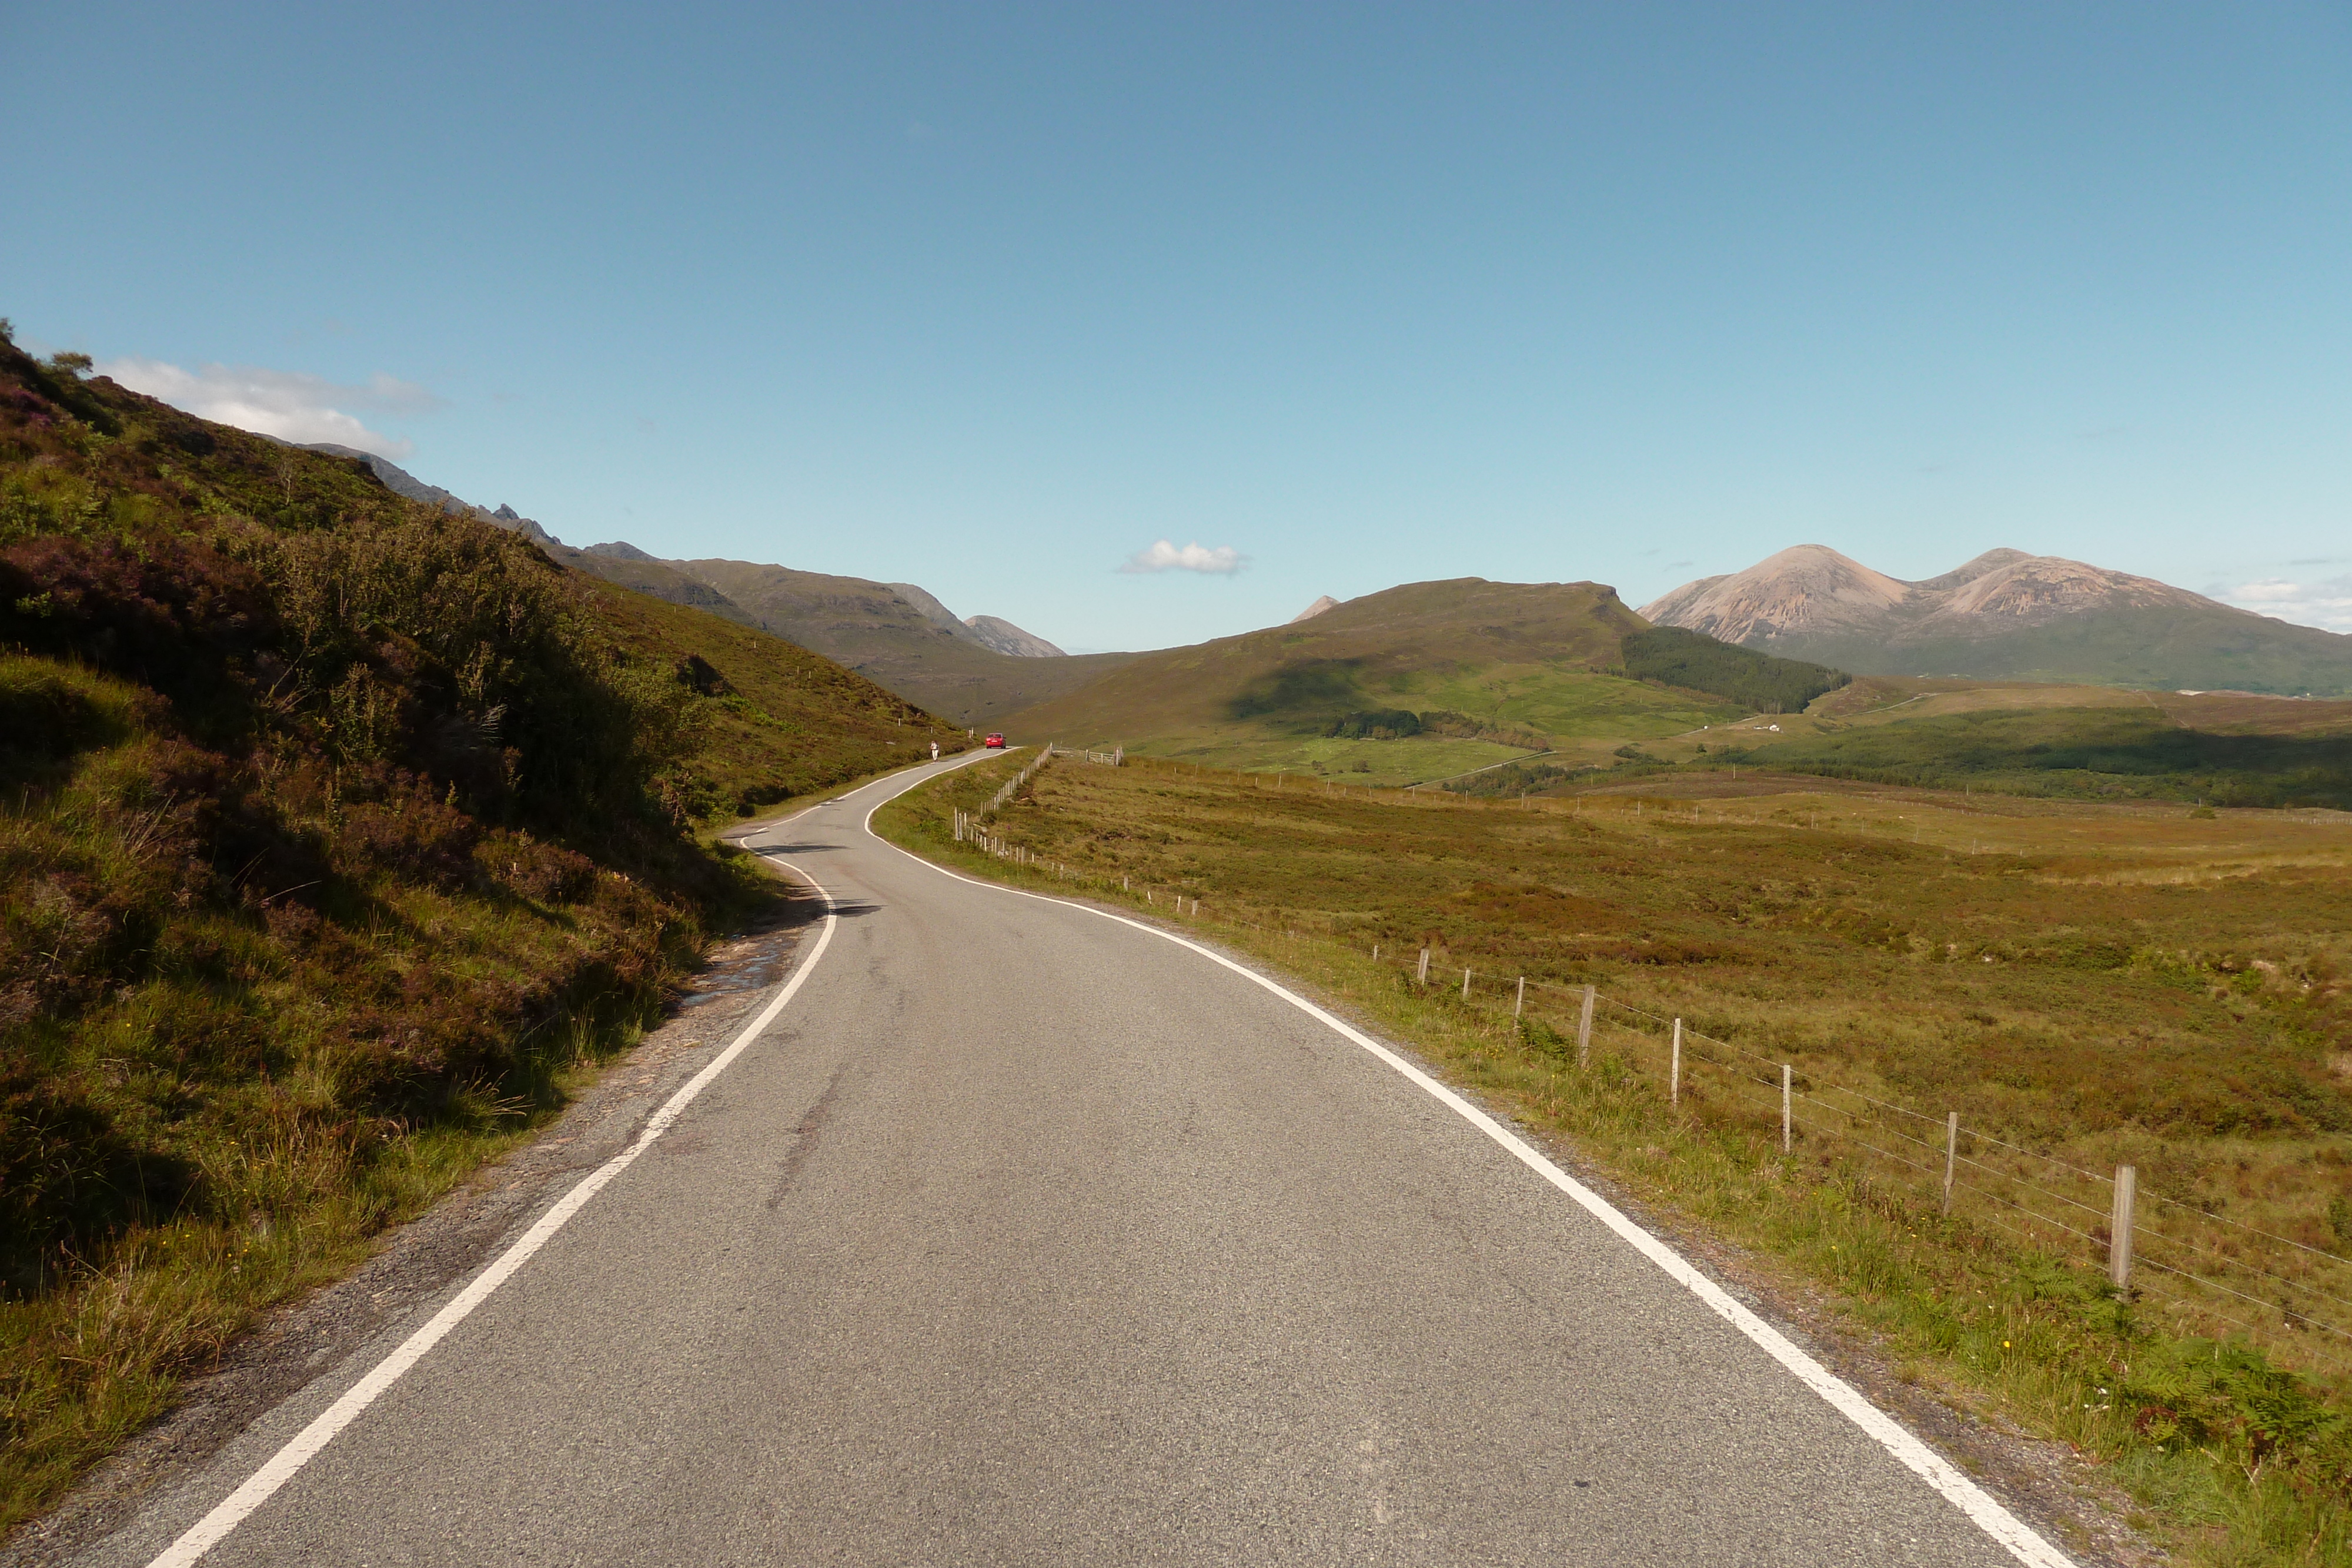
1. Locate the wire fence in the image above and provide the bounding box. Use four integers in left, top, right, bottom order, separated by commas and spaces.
1459, 961, 2352, 1377
948, 750, 2352, 1384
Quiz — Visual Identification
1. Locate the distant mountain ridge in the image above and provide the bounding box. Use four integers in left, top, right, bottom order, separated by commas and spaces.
302, 444, 563, 551
295, 447, 1084, 722
1641, 544, 2352, 697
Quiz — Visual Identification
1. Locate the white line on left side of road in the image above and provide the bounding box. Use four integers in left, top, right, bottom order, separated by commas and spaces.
144, 864, 842, 1567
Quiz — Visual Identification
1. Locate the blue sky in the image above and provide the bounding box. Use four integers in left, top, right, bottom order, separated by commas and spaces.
6, 2, 2350, 649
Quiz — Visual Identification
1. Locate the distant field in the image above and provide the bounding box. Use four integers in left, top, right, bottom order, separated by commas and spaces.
1419, 674, 2352, 810
1031, 645, 2352, 805
1021, 664, 1745, 784
927, 760, 2352, 1185
1346, 664, 1740, 736
1718, 701, 2352, 809
880, 754, 2352, 1563
1102, 728, 1536, 787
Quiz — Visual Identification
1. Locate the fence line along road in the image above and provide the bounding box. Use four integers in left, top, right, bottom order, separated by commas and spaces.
944, 750, 2352, 1383
1416, 952, 2352, 1375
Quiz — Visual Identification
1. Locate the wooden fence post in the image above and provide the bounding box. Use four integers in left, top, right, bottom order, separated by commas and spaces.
2109, 1165, 2137, 1290
1781, 1064, 1792, 1153
1670, 1019, 1682, 1106
1515, 977, 1525, 1019
1577, 985, 1594, 1069
1418, 948, 1430, 985
1461, 967, 1471, 999
1943, 1112, 1959, 1216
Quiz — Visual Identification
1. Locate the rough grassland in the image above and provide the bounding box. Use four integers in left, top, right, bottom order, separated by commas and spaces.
878, 756, 2352, 1567
0, 330, 962, 1535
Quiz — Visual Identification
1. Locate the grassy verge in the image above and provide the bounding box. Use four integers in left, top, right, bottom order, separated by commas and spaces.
0, 957, 700, 1532
0, 650, 797, 1530
1, 330, 970, 1533
874, 755, 2352, 1567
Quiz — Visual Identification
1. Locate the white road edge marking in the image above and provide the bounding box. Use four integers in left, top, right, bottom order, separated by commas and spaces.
140, 814, 875, 1566
866, 767, 2077, 1568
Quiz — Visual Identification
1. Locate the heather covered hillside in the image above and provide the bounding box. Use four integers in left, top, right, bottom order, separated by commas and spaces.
0, 324, 958, 1524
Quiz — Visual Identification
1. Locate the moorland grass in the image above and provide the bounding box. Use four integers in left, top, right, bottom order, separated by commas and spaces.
0, 330, 958, 1533
1720, 706, 2352, 811
878, 755, 2352, 1566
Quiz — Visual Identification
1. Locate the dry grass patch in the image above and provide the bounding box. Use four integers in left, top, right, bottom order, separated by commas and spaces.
880, 756, 2352, 1567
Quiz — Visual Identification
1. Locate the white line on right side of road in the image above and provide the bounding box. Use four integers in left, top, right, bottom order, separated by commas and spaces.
867, 790, 2077, 1568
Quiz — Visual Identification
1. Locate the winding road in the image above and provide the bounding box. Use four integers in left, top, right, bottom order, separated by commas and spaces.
64, 754, 2072, 1567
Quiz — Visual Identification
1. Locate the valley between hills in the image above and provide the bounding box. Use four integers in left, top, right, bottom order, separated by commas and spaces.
483, 494, 2352, 804
8, 333, 2352, 1564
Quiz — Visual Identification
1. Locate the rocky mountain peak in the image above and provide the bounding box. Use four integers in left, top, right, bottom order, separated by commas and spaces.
962, 615, 1067, 658
1635, 544, 1907, 644
1635, 543, 2351, 692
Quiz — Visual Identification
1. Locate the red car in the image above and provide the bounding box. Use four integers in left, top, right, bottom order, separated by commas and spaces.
984, 733, 1006, 748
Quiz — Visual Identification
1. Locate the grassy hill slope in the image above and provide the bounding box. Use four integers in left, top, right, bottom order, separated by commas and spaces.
562, 554, 1137, 726
1721, 699, 2352, 808
1750, 600, 2352, 697
549, 542, 764, 629
997, 578, 1842, 784
0, 325, 958, 1527
573, 577, 959, 820
1457, 673, 2352, 807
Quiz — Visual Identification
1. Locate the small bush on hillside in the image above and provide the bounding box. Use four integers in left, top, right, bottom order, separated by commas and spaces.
1325, 708, 1423, 740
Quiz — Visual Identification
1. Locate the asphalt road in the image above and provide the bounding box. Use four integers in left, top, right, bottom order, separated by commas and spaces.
72, 755, 2070, 1567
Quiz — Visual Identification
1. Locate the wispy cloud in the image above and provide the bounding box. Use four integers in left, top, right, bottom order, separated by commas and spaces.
95, 357, 439, 459
2221, 575, 2352, 634
1119, 539, 1243, 575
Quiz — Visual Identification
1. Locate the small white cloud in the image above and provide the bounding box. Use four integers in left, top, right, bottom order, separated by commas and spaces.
2222, 576, 2352, 633
95, 356, 439, 459
1120, 539, 1244, 575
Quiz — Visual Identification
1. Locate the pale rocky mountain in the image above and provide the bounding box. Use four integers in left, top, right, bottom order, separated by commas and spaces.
1920, 554, 2198, 629
1640, 544, 2352, 695
962, 615, 1066, 658
1638, 545, 1907, 644
885, 581, 991, 646
1288, 594, 1340, 624
880, 584, 1061, 656
1640, 545, 2207, 645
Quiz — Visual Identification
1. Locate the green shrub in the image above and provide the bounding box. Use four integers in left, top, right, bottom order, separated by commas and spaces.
1621, 625, 1849, 713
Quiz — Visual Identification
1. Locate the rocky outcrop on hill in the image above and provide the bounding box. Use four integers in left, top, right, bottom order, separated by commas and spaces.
962, 614, 1066, 658
300, 443, 561, 549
